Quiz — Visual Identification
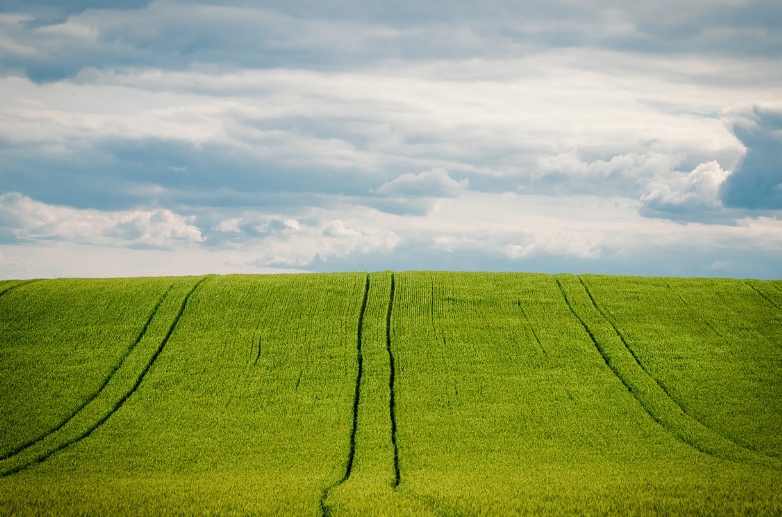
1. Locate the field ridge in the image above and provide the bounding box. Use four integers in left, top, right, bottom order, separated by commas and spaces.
1, 272, 780, 516
0, 276, 207, 477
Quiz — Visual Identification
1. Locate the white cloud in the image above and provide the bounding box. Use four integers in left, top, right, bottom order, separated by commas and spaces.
640, 160, 730, 214
374, 168, 468, 197
0, 51, 757, 182
0, 192, 204, 248
247, 217, 399, 267
2, 191, 782, 278
213, 217, 243, 232
1, 1, 781, 278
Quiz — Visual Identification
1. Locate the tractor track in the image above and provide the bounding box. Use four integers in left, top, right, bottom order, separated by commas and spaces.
320, 274, 370, 516
0, 279, 41, 300
665, 281, 723, 338
582, 276, 775, 459
745, 280, 782, 311
0, 283, 175, 462
554, 277, 714, 458
578, 277, 679, 402
0, 276, 208, 478
516, 299, 548, 359
387, 273, 400, 488
556, 276, 781, 470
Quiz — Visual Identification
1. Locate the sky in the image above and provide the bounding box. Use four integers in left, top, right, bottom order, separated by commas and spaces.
0, 0, 781, 279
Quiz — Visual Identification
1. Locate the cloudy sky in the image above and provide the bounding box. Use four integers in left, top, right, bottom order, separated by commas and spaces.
1, 0, 781, 279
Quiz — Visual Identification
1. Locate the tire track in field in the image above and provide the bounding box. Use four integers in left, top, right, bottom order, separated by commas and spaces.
387, 273, 400, 488
582, 276, 779, 460
745, 280, 782, 311
664, 281, 723, 338
516, 299, 548, 360
578, 278, 679, 402
555, 276, 781, 470
0, 279, 40, 300
0, 276, 208, 478
0, 283, 174, 462
320, 274, 370, 516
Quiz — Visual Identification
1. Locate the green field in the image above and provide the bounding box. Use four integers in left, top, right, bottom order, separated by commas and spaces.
1, 273, 781, 515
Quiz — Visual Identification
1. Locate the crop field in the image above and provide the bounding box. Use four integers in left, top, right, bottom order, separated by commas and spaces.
0, 272, 781, 515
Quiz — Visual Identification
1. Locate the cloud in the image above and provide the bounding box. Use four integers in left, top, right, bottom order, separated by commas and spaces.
237, 217, 399, 267
367, 168, 468, 215
640, 160, 730, 218
3, 0, 781, 83
2, 189, 782, 278
720, 104, 782, 209
529, 151, 683, 197
1, 1, 781, 279
374, 168, 468, 197
0, 57, 751, 213
0, 192, 203, 248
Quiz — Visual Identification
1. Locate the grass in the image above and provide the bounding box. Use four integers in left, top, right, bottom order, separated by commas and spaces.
0, 272, 780, 515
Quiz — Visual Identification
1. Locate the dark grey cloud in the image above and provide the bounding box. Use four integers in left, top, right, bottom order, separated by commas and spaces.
0, 136, 380, 212
720, 106, 782, 209
3, 0, 782, 82
0, 0, 151, 25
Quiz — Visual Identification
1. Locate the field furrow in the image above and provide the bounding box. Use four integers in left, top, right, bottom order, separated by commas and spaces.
0, 276, 206, 477
387, 273, 400, 488
320, 274, 369, 515
746, 279, 782, 312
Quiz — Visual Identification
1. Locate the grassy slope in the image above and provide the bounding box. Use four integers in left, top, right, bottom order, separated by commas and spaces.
0, 277, 175, 458
391, 272, 781, 515
0, 274, 365, 515
582, 276, 782, 459
0, 272, 780, 515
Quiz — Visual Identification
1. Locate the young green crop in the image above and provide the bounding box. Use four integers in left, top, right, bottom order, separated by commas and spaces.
389, 272, 782, 515
1, 274, 367, 515
580, 275, 782, 460
0, 277, 175, 459
0, 272, 780, 516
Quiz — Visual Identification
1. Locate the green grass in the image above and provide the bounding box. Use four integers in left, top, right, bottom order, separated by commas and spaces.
1, 272, 780, 515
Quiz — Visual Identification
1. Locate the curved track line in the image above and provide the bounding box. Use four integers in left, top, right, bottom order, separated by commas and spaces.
0, 283, 174, 462
0, 279, 41, 300
745, 280, 782, 311
387, 273, 400, 488
0, 276, 208, 478
578, 278, 680, 403
580, 276, 779, 461
664, 281, 723, 338
558, 276, 781, 470
320, 274, 370, 517
516, 299, 548, 359
556, 277, 782, 471
555, 278, 713, 457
